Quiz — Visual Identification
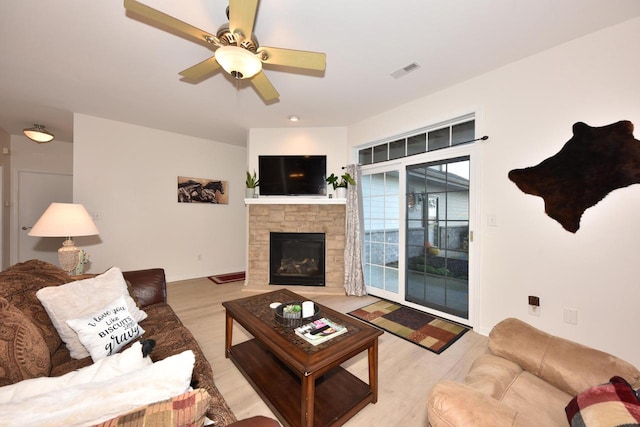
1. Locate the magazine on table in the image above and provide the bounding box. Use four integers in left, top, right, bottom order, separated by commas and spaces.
294, 317, 347, 346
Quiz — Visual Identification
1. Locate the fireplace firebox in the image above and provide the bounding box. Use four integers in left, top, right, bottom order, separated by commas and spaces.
269, 232, 325, 286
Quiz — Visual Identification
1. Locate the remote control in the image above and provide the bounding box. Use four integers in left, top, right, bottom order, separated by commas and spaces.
310, 324, 331, 335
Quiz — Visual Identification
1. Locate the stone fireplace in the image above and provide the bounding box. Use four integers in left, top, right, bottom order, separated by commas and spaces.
246, 202, 345, 294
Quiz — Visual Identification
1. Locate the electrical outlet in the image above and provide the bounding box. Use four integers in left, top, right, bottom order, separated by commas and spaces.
528, 295, 540, 317
564, 308, 578, 325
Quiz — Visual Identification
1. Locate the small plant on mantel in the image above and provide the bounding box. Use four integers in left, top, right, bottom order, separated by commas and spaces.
246, 170, 259, 189
325, 172, 356, 190
245, 170, 259, 198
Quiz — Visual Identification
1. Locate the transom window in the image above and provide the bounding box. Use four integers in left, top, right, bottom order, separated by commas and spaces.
358, 117, 475, 165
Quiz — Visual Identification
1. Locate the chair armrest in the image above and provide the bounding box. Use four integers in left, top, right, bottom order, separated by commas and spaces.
427, 381, 518, 427
122, 268, 167, 307
489, 318, 640, 395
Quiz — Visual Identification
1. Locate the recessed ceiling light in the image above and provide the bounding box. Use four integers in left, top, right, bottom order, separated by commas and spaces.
288, 115, 299, 122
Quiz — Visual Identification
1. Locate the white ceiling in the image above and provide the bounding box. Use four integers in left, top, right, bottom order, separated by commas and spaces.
2, 0, 640, 146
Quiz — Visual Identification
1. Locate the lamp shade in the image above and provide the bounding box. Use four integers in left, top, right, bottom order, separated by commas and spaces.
215, 46, 262, 79
28, 203, 99, 238
23, 124, 55, 143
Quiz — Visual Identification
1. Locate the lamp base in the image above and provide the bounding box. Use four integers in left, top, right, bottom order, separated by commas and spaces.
58, 239, 80, 275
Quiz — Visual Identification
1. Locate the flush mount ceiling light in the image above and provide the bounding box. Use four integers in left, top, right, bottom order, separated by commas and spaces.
23, 124, 55, 143
214, 45, 262, 79
288, 115, 299, 122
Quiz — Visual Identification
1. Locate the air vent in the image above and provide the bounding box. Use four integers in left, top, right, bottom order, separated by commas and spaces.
390, 62, 421, 79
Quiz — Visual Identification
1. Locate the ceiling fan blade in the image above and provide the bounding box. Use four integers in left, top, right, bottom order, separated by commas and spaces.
250, 71, 279, 102
258, 47, 326, 71
124, 0, 217, 46
179, 56, 221, 81
229, 0, 258, 41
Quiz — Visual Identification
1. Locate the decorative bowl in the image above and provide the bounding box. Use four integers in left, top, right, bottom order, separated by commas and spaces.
274, 301, 321, 327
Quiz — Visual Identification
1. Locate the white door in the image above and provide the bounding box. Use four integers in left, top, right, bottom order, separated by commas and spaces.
17, 170, 73, 264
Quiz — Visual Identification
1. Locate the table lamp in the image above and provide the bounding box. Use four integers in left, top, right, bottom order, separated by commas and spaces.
28, 203, 100, 274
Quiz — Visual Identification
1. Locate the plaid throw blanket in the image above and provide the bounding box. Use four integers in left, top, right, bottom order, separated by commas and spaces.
566, 376, 640, 427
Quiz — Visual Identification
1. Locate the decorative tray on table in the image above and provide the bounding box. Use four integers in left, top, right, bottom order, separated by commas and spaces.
274, 302, 321, 327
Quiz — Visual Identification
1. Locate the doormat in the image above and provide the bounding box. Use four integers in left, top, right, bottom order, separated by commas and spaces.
207, 271, 245, 284
348, 300, 470, 354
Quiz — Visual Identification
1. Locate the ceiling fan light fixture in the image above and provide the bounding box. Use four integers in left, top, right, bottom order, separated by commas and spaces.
23, 124, 55, 143
215, 46, 262, 79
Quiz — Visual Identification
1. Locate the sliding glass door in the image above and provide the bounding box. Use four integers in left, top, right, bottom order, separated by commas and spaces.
406, 157, 470, 319
359, 116, 476, 324
361, 151, 474, 323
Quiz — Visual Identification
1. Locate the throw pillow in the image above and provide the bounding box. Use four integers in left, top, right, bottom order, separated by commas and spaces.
0, 297, 51, 386
0, 349, 195, 427
565, 376, 640, 426
92, 389, 211, 427
0, 340, 152, 403
66, 296, 145, 362
36, 267, 147, 359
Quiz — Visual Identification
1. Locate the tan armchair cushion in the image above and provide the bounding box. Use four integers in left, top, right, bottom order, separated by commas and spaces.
464, 354, 523, 400
427, 380, 519, 427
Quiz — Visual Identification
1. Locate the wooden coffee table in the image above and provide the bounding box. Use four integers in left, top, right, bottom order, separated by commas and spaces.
223, 289, 383, 427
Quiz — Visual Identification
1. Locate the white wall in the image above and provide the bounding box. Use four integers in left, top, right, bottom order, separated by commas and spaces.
348, 17, 640, 366
10, 135, 73, 173
73, 114, 246, 282
247, 127, 348, 192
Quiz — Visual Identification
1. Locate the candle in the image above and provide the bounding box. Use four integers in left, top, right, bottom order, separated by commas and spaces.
302, 301, 314, 318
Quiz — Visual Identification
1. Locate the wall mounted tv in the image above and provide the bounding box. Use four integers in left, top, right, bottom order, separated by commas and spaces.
259, 155, 327, 196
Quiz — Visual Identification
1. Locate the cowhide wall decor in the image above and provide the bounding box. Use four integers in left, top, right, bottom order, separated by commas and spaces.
508, 120, 640, 233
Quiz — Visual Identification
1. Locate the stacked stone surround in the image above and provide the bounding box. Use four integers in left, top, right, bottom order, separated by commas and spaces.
247, 203, 346, 292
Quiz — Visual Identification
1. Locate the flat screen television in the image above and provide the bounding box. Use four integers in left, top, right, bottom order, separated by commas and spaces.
259, 155, 327, 196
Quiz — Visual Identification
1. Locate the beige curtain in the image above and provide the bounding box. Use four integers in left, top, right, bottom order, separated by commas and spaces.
344, 164, 366, 296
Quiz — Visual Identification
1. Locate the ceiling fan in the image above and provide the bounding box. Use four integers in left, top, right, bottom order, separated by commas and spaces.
123, 0, 326, 102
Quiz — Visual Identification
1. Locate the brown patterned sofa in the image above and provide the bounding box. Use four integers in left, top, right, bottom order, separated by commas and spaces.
0, 259, 279, 427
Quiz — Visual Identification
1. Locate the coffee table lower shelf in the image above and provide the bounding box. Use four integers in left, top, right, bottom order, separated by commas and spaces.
228, 339, 373, 427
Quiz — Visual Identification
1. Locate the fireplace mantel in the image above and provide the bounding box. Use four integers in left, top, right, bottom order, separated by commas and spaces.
244, 197, 345, 205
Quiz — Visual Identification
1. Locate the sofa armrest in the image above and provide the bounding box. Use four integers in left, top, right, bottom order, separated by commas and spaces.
122, 268, 167, 307
228, 416, 281, 427
427, 381, 518, 427
489, 318, 640, 395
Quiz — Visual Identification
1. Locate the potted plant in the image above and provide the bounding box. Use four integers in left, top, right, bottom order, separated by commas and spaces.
326, 172, 355, 198
245, 170, 259, 198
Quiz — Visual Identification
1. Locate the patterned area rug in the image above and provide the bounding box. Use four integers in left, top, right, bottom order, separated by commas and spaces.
348, 300, 470, 354
207, 271, 245, 284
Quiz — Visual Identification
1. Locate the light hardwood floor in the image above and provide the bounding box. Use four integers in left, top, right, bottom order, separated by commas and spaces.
167, 278, 489, 427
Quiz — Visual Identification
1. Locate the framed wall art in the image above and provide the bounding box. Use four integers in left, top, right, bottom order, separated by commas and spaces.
178, 176, 228, 204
